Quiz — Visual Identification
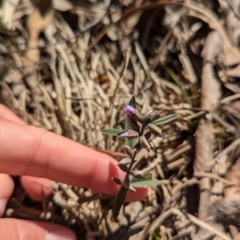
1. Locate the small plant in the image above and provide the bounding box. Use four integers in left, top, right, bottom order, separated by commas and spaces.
101, 97, 178, 219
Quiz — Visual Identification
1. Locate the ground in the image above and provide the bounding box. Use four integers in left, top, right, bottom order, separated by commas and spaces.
1, 0, 240, 239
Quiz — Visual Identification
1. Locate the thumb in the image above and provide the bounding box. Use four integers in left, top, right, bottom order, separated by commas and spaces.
0, 219, 76, 240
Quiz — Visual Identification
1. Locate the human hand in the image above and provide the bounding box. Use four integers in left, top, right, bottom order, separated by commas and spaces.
0, 104, 148, 240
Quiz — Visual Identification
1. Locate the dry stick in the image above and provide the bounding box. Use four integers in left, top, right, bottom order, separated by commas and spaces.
221, 93, 240, 104
104, 49, 130, 151
49, 52, 74, 139
212, 113, 235, 133
150, 30, 172, 70
0, 0, 110, 56
170, 229, 193, 240
171, 178, 199, 195
134, 41, 151, 83
194, 172, 235, 186
195, 30, 223, 218
213, 137, 240, 164
187, 214, 231, 240
107, 49, 130, 118
2, 0, 238, 64
88, 0, 240, 60
146, 207, 230, 240
147, 208, 188, 233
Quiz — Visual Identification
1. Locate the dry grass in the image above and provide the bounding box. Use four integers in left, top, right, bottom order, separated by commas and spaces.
2, 0, 240, 239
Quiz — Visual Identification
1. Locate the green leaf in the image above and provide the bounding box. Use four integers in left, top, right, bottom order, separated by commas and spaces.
151, 114, 178, 125
112, 186, 127, 220
131, 172, 152, 182
152, 231, 162, 240
131, 173, 161, 187
129, 96, 136, 108
131, 179, 161, 188
101, 128, 127, 136
126, 136, 136, 148
162, 65, 188, 99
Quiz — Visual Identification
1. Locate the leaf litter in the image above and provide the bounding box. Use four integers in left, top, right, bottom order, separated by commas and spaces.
2, 0, 240, 239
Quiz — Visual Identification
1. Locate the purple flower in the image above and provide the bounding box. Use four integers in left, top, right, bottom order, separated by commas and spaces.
119, 131, 129, 137
124, 105, 135, 117
119, 130, 139, 138
124, 105, 145, 122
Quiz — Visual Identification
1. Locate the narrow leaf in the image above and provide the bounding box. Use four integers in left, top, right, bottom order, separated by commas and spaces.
152, 231, 162, 240
129, 96, 136, 108
151, 114, 178, 125
112, 177, 122, 185
131, 172, 152, 182
131, 171, 144, 179
131, 172, 161, 187
118, 164, 129, 172
118, 158, 132, 165
130, 178, 161, 188
123, 145, 134, 158
101, 128, 127, 136
112, 186, 127, 220
139, 135, 151, 152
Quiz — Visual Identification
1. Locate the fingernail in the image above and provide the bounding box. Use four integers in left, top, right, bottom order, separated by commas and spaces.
46, 228, 76, 240
0, 199, 7, 217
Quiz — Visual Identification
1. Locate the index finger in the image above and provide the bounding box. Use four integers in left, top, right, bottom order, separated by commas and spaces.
0, 118, 147, 200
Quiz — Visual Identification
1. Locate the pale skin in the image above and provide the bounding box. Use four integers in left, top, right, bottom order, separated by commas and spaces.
0, 104, 148, 240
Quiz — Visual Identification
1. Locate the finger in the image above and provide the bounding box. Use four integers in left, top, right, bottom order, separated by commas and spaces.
20, 176, 147, 202
0, 105, 148, 202
0, 219, 76, 240
20, 176, 52, 201
0, 104, 26, 124
0, 119, 148, 201
0, 174, 14, 217
0, 106, 54, 201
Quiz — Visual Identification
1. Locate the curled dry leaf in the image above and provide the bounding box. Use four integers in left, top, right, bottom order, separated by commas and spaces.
23, 2, 54, 75
106, 1, 143, 41
201, 194, 240, 226
200, 139, 240, 227
201, 31, 223, 62
52, 0, 73, 11
0, 0, 20, 29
